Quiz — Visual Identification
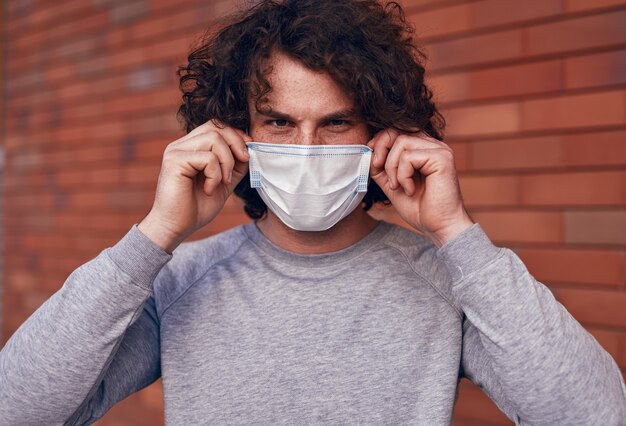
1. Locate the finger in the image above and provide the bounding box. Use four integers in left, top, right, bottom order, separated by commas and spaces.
184, 119, 219, 139
202, 152, 223, 195
368, 129, 398, 169
172, 132, 242, 184
167, 150, 223, 192
211, 122, 250, 162
397, 148, 452, 195
397, 152, 423, 196
384, 135, 412, 190
208, 139, 236, 185
386, 134, 454, 187
182, 120, 250, 162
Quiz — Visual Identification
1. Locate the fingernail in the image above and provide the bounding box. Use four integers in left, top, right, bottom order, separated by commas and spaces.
228, 171, 233, 183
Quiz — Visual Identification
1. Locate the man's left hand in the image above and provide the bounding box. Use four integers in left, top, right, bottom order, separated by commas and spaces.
368, 129, 474, 248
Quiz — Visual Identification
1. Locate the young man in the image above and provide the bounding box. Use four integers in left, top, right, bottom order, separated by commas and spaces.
1, 1, 625, 424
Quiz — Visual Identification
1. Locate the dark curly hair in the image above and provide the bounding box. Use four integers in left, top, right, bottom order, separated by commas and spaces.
177, 0, 445, 219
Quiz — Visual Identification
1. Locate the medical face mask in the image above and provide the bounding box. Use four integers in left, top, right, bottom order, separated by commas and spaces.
247, 142, 372, 232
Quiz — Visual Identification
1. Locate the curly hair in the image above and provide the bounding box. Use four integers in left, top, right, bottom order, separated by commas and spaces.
177, 0, 445, 219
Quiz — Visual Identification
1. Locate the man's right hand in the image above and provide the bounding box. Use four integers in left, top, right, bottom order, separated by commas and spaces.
138, 120, 251, 253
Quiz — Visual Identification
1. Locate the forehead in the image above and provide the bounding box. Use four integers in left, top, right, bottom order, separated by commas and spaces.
255, 52, 356, 114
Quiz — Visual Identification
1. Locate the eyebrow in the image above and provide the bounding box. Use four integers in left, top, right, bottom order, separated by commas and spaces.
253, 106, 359, 122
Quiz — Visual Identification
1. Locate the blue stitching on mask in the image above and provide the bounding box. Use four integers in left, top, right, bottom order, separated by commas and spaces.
247, 143, 371, 158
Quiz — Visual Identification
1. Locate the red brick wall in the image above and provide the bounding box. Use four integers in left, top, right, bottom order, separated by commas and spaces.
2, 1, 625, 425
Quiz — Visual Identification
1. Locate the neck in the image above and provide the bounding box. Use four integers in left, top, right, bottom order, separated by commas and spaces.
255, 209, 379, 254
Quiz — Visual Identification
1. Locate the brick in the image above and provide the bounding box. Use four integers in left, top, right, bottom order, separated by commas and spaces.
6, 270, 38, 291
403, 0, 446, 8
428, 29, 523, 70
123, 162, 160, 185
146, 35, 193, 62
460, 171, 626, 209
75, 56, 112, 79
55, 212, 139, 233
110, 0, 148, 24
471, 0, 562, 28
127, 64, 171, 91
521, 171, 626, 206
458, 130, 626, 171
521, 90, 626, 131
106, 188, 153, 210
7, 0, 82, 33
470, 60, 562, 101
471, 211, 563, 244
564, 210, 626, 245
449, 141, 470, 171
620, 334, 626, 367
409, 3, 472, 39
465, 135, 564, 171
129, 8, 204, 41
427, 73, 469, 104
107, 88, 179, 116
128, 113, 182, 138
47, 145, 122, 167
515, 248, 626, 287
133, 138, 171, 160
89, 167, 125, 186
454, 380, 512, 424
12, 11, 109, 54
5, 69, 44, 92
433, 59, 563, 104
110, 46, 148, 69
459, 175, 521, 207
586, 328, 622, 362
11, 150, 43, 171
444, 102, 521, 137
552, 288, 626, 327
526, 11, 626, 56
21, 290, 52, 313
565, 0, 626, 12
54, 121, 128, 146
565, 49, 626, 90
562, 130, 626, 167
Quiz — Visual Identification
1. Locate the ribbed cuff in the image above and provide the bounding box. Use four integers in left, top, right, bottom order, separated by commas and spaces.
436, 223, 503, 284
106, 224, 173, 290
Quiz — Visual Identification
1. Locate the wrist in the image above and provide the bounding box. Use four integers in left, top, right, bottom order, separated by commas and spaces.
137, 213, 186, 253
427, 215, 474, 249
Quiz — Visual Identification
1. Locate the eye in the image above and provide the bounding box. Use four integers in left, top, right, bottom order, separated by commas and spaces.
271, 119, 290, 127
329, 119, 347, 126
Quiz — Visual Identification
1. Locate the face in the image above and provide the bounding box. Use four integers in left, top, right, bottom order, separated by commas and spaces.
248, 51, 370, 145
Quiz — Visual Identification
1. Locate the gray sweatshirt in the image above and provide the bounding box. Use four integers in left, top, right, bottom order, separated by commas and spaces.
0, 221, 624, 425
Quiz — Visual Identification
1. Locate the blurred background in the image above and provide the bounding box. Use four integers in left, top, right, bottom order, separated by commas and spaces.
1, 0, 625, 425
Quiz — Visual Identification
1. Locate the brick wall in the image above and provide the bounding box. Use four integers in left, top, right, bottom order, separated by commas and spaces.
2, 1, 625, 425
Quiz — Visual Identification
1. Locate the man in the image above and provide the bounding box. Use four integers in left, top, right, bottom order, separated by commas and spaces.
1, 0, 624, 424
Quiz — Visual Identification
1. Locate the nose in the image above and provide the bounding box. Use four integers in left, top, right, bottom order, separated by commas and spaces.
297, 128, 322, 145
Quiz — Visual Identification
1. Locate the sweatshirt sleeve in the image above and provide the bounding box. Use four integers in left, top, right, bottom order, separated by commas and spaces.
437, 224, 626, 425
0, 225, 172, 425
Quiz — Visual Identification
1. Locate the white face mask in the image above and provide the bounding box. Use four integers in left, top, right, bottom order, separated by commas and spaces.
247, 142, 372, 232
